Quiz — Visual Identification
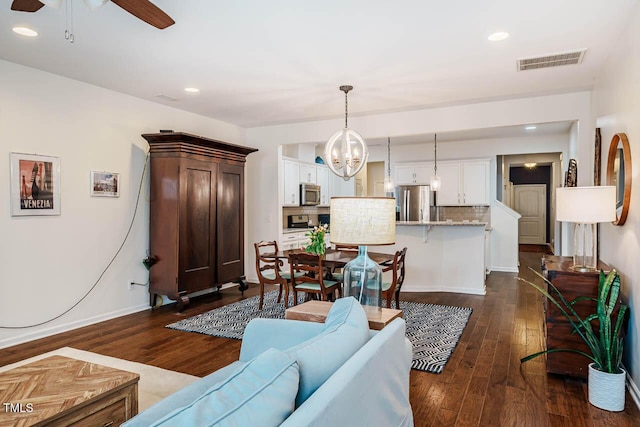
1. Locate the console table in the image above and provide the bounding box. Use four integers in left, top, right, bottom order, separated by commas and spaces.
285, 300, 403, 330
542, 256, 611, 379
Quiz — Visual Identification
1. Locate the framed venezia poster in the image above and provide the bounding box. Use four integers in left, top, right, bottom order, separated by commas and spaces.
10, 153, 61, 216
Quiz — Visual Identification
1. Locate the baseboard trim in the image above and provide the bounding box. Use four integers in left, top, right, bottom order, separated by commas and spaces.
0, 304, 149, 350
490, 266, 520, 273
626, 366, 640, 410
402, 284, 486, 295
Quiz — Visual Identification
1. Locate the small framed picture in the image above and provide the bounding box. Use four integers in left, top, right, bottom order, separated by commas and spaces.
10, 153, 61, 216
90, 171, 120, 197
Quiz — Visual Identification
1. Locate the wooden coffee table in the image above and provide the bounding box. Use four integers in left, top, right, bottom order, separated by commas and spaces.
285, 300, 403, 330
0, 355, 139, 427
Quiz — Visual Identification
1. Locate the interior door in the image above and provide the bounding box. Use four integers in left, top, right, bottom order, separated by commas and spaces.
373, 180, 385, 196
514, 184, 546, 244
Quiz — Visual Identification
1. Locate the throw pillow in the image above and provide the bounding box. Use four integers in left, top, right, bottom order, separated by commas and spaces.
286, 296, 369, 407
149, 348, 299, 427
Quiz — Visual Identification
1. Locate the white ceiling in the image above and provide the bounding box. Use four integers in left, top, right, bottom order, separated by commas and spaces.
366, 121, 574, 146
1, 0, 637, 128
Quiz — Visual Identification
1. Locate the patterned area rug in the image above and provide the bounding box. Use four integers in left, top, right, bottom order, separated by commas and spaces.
167, 291, 473, 374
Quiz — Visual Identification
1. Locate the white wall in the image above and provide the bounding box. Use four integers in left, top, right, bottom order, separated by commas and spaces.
490, 201, 521, 272
245, 93, 591, 286
0, 60, 245, 348
592, 0, 640, 396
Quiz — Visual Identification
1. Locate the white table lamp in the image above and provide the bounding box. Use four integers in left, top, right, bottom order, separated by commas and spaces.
330, 197, 396, 309
556, 186, 616, 272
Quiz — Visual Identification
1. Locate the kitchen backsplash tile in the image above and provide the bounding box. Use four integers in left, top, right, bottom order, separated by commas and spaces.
283, 206, 329, 228
437, 206, 490, 224
283, 205, 490, 228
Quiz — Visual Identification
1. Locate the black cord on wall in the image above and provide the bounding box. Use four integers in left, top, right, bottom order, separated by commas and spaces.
0, 152, 150, 329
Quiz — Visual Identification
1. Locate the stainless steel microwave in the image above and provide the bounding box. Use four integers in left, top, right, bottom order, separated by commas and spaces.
300, 183, 321, 206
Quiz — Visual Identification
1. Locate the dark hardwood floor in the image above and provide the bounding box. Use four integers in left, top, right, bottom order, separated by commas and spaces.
1, 251, 638, 426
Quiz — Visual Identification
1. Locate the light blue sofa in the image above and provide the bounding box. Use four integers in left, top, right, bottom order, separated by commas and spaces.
123, 297, 414, 426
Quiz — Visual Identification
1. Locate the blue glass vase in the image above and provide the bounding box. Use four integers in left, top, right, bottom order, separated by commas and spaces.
342, 246, 382, 309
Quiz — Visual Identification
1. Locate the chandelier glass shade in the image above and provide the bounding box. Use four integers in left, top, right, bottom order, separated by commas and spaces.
324, 85, 369, 181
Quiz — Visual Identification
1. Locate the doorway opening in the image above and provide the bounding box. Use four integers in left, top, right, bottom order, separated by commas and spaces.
498, 152, 562, 253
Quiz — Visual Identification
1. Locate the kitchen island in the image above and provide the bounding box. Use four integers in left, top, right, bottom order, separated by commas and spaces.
391, 221, 488, 295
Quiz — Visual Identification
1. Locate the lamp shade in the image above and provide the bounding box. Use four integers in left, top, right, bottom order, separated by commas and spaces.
556, 186, 616, 224
330, 197, 396, 246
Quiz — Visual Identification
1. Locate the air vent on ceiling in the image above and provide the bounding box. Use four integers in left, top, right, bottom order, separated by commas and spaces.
154, 94, 178, 102
517, 49, 587, 71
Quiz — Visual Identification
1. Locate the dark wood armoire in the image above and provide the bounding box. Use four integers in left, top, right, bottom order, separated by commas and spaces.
142, 132, 257, 310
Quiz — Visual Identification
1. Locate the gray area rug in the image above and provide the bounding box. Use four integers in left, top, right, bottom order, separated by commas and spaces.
167, 291, 473, 374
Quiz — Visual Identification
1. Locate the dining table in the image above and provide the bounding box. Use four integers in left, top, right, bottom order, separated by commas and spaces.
266, 248, 395, 269
265, 248, 395, 282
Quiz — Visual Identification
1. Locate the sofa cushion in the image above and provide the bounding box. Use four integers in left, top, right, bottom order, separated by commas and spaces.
286, 296, 369, 407
147, 348, 299, 427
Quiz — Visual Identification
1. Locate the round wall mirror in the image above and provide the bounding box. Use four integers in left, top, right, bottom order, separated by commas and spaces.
606, 133, 632, 225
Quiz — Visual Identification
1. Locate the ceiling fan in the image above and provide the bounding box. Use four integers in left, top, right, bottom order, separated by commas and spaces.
10, 0, 175, 29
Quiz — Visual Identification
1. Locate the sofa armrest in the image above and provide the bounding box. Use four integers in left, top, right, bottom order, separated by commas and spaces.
240, 318, 325, 361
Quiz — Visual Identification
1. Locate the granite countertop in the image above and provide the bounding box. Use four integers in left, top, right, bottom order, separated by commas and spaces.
396, 220, 490, 229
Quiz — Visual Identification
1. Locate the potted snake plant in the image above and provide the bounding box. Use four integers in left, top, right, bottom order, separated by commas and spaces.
518, 268, 628, 411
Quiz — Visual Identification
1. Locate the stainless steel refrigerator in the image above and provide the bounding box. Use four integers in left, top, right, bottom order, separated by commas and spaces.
395, 185, 434, 222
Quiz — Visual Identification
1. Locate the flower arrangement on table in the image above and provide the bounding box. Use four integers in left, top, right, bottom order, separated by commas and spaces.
303, 223, 329, 255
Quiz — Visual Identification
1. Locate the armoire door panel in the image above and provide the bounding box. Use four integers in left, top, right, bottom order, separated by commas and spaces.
217, 164, 244, 283
185, 168, 211, 271
179, 163, 217, 292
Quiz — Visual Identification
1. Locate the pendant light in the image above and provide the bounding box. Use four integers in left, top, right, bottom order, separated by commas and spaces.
324, 85, 369, 181
384, 137, 394, 194
430, 133, 441, 191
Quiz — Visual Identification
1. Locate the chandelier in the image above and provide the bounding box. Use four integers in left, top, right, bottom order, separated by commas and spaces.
324, 85, 369, 181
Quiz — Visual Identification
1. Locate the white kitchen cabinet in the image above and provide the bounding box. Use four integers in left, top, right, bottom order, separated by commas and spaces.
283, 159, 300, 206
395, 163, 433, 185
299, 163, 317, 184
281, 231, 309, 251
436, 162, 462, 205
316, 166, 330, 206
436, 159, 490, 206
462, 160, 490, 205
282, 158, 333, 206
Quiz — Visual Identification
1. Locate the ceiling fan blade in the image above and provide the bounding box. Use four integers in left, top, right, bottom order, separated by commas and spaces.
111, 0, 175, 29
11, 0, 45, 12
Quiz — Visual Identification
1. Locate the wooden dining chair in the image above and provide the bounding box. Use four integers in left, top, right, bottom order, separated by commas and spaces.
288, 252, 342, 305
254, 241, 302, 310
381, 247, 407, 309
330, 244, 359, 281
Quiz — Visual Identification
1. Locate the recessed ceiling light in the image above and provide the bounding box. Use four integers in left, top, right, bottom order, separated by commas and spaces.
525, 125, 537, 131
524, 162, 538, 168
184, 87, 200, 93
488, 31, 509, 42
13, 27, 38, 37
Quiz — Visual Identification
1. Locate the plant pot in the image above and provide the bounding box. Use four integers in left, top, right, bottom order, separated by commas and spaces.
588, 363, 626, 412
